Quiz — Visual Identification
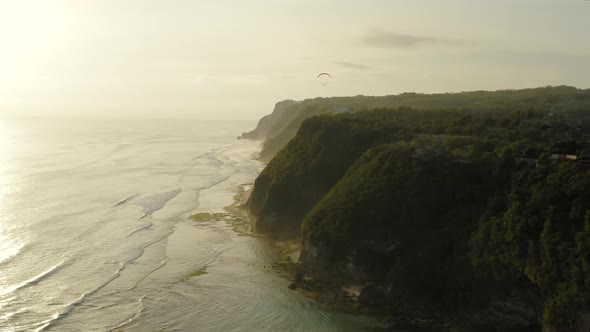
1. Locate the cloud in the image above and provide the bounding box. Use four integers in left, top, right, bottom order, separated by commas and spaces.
332, 61, 371, 70
362, 29, 469, 49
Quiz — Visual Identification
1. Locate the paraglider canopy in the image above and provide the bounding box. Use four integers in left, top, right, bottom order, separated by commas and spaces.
317, 73, 332, 86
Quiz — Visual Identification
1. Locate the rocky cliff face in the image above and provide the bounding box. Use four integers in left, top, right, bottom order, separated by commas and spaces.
543, 311, 590, 332
245, 89, 590, 331
299, 143, 501, 301
247, 109, 406, 233
294, 142, 548, 331
240, 100, 295, 140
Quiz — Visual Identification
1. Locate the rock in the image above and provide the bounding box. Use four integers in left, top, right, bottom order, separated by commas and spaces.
295, 270, 304, 283
579, 311, 590, 332
240, 100, 295, 140
543, 310, 590, 332
288, 282, 297, 290
470, 295, 542, 332
358, 284, 387, 306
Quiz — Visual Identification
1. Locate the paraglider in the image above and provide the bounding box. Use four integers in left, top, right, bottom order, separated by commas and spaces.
317, 73, 332, 86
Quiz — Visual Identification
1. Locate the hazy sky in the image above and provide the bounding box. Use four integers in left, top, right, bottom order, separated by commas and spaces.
1, 0, 589, 119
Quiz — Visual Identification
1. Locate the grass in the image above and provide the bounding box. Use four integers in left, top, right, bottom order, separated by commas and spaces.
190, 212, 231, 222
181, 267, 208, 282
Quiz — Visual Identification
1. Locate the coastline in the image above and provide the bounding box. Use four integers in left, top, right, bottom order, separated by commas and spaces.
206, 182, 355, 304
228, 183, 381, 317
184, 180, 394, 330
180, 136, 474, 331
215, 141, 460, 330
235, 135, 495, 331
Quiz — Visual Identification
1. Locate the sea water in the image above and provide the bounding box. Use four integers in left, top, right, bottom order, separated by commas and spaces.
0, 117, 384, 331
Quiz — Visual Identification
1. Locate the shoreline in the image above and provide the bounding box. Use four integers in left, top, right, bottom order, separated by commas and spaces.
182, 140, 469, 330
227, 167, 464, 331
184, 140, 392, 328
227, 183, 384, 318
220, 183, 371, 315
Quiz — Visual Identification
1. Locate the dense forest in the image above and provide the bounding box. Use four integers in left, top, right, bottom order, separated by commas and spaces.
245, 87, 590, 331
242, 86, 590, 161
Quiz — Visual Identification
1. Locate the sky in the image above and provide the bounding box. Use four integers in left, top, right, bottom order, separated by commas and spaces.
0, 0, 589, 119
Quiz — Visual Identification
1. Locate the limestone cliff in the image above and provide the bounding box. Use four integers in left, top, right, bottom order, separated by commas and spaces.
240, 100, 295, 140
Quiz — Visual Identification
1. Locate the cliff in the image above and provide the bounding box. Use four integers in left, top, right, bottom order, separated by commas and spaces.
246, 87, 590, 331
254, 86, 590, 161
248, 108, 425, 233
300, 142, 546, 331
240, 100, 296, 140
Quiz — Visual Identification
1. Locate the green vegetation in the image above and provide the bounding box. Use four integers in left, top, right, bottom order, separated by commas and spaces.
190, 212, 230, 222
181, 267, 208, 282
249, 109, 413, 233
191, 186, 260, 236
472, 161, 590, 328
302, 143, 497, 307
256, 86, 590, 161
246, 86, 590, 330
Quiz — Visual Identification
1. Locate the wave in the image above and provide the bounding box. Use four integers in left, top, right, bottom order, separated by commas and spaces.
37, 229, 174, 330
36, 262, 127, 332
114, 194, 139, 207
135, 188, 182, 218
186, 171, 236, 193
126, 222, 153, 237
106, 295, 147, 332
0, 242, 28, 267
128, 258, 168, 291
0, 259, 71, 297
192, 150, 224, 168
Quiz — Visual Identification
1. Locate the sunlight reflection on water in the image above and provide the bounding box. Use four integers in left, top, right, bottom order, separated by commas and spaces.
0, 118, 14, 221
0, 119, 19, 298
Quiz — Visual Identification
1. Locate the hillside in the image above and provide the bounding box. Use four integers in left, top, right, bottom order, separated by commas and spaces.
245, 87, 590, 331
247, 86, 590, 161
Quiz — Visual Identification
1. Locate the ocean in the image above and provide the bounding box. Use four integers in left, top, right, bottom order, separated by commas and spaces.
0, 117, 383, 331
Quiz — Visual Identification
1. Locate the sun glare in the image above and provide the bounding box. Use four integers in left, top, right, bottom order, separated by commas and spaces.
0, 120, 12, 202
0, 1, 72, 94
